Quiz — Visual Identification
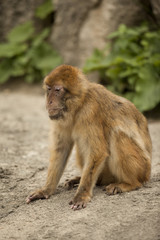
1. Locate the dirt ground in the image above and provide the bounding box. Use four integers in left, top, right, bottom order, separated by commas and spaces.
0, 85, 160, 240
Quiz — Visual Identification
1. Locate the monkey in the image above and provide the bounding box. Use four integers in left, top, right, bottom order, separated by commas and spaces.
26, 64, 152, 210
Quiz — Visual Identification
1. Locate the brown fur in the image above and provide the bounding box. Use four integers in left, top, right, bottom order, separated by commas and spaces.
26, 65, 152, 210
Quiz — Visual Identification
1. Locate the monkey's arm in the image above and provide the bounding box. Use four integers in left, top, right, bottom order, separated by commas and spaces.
26, 133, 73, 203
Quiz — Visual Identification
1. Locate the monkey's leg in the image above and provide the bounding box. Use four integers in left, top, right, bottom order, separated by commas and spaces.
105, 131, 151, 195
26, 138, 73, 203
64, 144, 84, 190
64, 176, 81, 190
69, 152, 107, 210
97, 163, 115, 186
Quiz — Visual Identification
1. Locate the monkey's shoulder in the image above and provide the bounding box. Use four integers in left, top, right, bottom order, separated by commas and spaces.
82, 83, 147, 126
86, 83, 133, 110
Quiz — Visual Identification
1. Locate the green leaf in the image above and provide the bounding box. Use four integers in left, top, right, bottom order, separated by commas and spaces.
7, 21, 34, 43
35, 0, 53, 19
28, 42, 62, 75
83, 53, 113, 73
32, 28, 50, 47
16, 54, 30, 65
108, 31, 119, 39
132, 66, 160, 111
35, 53, 61, 74
0, 42, 27, 57
118, 24, 127, 34
119, 68, 137, 78
25, 74, 35, 83
128, 76, 137, 86
132, 80, 160, 111
11, 60, 25, 76
0, 60, 13, 83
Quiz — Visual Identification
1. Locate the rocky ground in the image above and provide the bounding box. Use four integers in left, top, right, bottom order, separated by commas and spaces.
0, 86, 160, 240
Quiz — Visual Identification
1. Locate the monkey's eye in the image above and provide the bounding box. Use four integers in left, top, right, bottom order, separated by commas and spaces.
47, 85, 51, 91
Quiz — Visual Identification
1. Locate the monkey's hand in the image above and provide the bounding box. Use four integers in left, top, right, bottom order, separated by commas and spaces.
26, 188, 52, 204
69, 194, 91, 210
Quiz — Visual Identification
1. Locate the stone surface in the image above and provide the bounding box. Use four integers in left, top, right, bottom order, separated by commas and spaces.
51, 0, 148, 69
151, 0, 160, 23
0, 0, 45, 42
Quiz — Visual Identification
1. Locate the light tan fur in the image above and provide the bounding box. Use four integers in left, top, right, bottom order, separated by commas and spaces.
26, 65, 152, 210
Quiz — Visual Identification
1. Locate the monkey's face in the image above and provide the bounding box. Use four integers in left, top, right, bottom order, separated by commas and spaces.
45, 84, 67, 120
43, 65, 88, 120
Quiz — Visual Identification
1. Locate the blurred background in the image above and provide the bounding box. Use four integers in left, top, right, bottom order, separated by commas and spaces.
0, 0, 160, 112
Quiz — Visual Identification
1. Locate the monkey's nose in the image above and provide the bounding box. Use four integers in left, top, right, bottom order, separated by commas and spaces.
49, 100, 53, 105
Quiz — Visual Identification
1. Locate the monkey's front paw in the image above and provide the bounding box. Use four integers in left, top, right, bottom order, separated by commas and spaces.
69, 195, 91, 210
105, 184, 122, 195
26, 189, 50, 204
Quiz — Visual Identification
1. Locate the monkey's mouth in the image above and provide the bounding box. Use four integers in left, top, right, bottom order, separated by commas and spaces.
49, 114, 62, 120
48, 108, 64, 120
48, 106, 68, 120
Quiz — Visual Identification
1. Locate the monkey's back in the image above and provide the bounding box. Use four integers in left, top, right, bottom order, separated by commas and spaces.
80, 82, 152, 160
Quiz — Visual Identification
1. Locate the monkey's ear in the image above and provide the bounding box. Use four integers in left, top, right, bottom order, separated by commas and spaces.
43, 76, 48, 90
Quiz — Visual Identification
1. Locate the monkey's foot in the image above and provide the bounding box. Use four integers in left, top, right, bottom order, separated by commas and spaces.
105, 183, 123, 195
105, 183, 141, 195
64, 176, 81, 190
26, 189, 51, 203
69, 194, 91, 210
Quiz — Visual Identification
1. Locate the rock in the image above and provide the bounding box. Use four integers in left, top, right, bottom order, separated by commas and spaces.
51, 0, 148, 70
0, 0, 45, 42
150, 0, 160, 24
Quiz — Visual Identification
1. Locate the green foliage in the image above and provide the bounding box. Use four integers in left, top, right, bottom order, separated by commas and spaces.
7, 21, 34, 43
0, 0, 62, 84
84, 24, 160, 112
35, 0, 53, 19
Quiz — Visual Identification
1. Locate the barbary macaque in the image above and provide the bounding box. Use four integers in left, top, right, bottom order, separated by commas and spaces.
26, 65, 152, 210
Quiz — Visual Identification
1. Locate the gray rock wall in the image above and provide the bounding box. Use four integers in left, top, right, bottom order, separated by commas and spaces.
0, 0, 45, 42
51, 0, 148, 68
0, 0, 159, 74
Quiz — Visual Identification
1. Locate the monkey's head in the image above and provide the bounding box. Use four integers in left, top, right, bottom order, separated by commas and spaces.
43, 65, 87, 120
